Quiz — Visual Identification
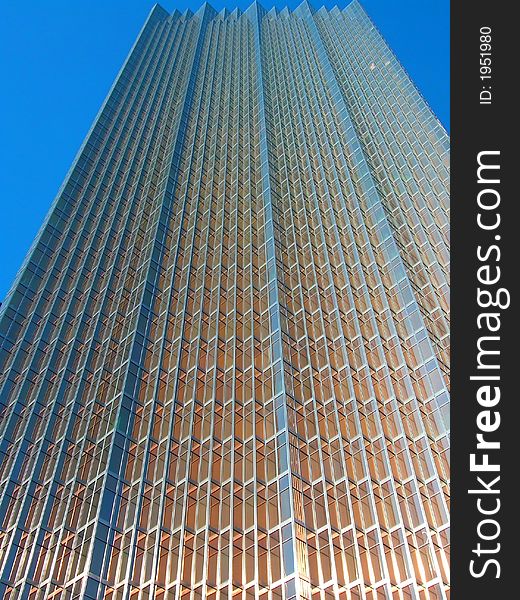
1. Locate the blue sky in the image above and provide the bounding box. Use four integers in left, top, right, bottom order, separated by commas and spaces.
0, 0, 449, 301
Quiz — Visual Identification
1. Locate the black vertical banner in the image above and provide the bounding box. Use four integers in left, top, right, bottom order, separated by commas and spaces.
452, 1, 515, 598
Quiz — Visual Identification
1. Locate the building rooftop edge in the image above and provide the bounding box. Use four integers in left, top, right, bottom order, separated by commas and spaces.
152, 0, 360, 20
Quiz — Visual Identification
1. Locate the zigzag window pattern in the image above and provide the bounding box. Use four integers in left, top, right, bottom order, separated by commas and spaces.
0, 3, 449, 600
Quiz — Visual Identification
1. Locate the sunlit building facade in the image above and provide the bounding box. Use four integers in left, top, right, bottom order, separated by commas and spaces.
0, 2, 450, 599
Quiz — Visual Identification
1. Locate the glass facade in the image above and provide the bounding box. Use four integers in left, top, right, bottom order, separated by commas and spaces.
0, 2, 449, 599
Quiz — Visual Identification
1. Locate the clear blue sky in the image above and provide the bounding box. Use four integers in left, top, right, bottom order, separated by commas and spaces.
0, 0, 449, 301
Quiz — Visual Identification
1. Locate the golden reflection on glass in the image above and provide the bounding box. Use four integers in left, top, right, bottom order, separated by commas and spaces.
0, 2, 449, 599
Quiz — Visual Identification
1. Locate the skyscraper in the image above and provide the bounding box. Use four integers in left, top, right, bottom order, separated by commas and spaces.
0, 1, 449, 599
